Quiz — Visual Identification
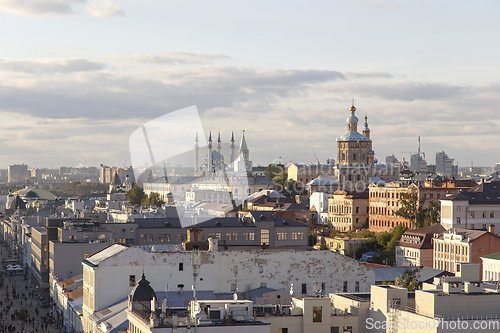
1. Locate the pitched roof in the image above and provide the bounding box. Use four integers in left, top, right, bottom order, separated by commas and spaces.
110, 172, 122, 186
398, 224, 445, 249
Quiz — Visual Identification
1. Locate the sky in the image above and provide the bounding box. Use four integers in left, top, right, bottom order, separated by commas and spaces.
0, 0, 499, 170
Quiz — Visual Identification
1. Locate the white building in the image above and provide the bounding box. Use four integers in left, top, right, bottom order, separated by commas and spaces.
440, 181, 500, 234
82, 243, 375, 332
481, 252, 500, 281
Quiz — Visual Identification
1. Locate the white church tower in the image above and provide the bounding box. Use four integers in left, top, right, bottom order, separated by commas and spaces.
234, 130, 252, 172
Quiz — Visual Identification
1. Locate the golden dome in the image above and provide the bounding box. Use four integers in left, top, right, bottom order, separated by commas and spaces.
350, 105, 356, 112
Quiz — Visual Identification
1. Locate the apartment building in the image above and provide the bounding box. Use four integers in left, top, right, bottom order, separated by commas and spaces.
395, 224, 445, 267
433, 228, 500, 277
328, 190, 369, 231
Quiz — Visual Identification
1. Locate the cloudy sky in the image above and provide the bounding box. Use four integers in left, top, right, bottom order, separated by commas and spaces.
0, 0, 499, 170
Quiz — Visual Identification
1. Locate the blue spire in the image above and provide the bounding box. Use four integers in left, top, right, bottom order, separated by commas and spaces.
231, 131, 234, 142
208, 131, 212, 142
217, 131, 221, 142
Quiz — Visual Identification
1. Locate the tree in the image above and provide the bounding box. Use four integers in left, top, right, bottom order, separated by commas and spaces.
141, 192, 165, 207
395, 188, 426, 228
16, 308, 29, 321
126, 183, 147, 205
395, 268, 421, 291
423, 199, 440, 226
319, 243, 329, 250
272, 170, 288, 187
264, 164, 282, 180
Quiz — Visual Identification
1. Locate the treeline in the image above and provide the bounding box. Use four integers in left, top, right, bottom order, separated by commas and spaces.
344, 224, 407, 266
48, 182, 109, 198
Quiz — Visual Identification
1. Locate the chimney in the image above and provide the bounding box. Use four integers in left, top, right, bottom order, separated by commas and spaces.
489, 224, 495, 235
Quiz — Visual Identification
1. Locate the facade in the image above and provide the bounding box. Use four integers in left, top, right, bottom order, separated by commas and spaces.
287, 163, 335, 186
368, 182, 412, 232
8, 164, 28, 183
369, 180, 475, 233
81, 244, 375, 331
440, 182, 500, 234
328, 190, 369, 231
395, 224, 445, 268
436, 151, 454, 177
315, 235, 365, 255
410, 153, 427, 172
433, 228, 500, 277
481, 252, 500, 281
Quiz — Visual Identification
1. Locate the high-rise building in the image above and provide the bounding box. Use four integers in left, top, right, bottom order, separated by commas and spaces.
436, 151, 454, 177
8, 164, 28, 183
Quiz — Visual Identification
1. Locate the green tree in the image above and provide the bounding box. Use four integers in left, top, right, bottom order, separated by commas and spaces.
319, 243, 329, 250
395, 268, 421, 291
423, 199, 440, 226
126, 183, 147, 205
264, 164, 282, 180
395, 188, 426, 228
386, 224, 407, 252
16, 308, 29, 321
272, 170, 288, 187
141, 192, 165, 207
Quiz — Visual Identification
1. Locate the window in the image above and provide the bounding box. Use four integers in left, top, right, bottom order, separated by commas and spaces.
457, 206, 461, 211
470, 211, 475, 218
457, 217, 461, 224
243, 233, 255, 241
277, 232, 287, 240
291, 232, 304, 240
355, 207, 359, 214
355, 281, 359, 292
343, 281, 348, 292
69, 235, 76, 241
331, 328, 339, 333
313, 306, 322, 322
158, 234, 170, 242
209, 233, 221, 240
83, 253, 90, 259
259, 266, 263, 273
491, 212, 495, 218
261, 229, 270, 245
231, 283, 237, 292
129, 275, 135, 287
279, 329, 288, 333
140, 234, 153, 243
301, 283, 307, 294
176, 234, 186, 242
483, 212, 487, 218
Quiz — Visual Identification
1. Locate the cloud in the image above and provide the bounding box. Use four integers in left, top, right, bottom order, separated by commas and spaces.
351, 0, 402, 9
114, 51, 230, 65
0, 58, 106, 74
0, 58, 105, 74
86, 0, 124, 17
0, 66, 348, 120
0, 0, 84, 16
323, 81, 465, 101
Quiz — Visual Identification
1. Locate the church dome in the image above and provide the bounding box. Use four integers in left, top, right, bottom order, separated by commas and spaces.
205, 151, 224, 162
131, 273, 156, 303
347, 113, 358, 124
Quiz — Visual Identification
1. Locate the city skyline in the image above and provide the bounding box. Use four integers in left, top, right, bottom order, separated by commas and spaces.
0, 0, 499, 169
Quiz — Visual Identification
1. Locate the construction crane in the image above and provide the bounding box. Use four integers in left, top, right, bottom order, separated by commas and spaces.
314, 153, 321, 164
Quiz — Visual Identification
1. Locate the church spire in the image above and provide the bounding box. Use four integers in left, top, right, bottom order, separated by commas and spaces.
363, 116, 370, 139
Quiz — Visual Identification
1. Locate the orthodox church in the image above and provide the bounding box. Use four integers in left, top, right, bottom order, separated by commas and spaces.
195, 130, 253, 177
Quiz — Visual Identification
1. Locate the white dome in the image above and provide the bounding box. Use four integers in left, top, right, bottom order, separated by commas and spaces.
347, 114, 358, 124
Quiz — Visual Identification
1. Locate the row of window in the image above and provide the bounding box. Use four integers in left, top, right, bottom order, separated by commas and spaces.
435, 243, 469, 255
